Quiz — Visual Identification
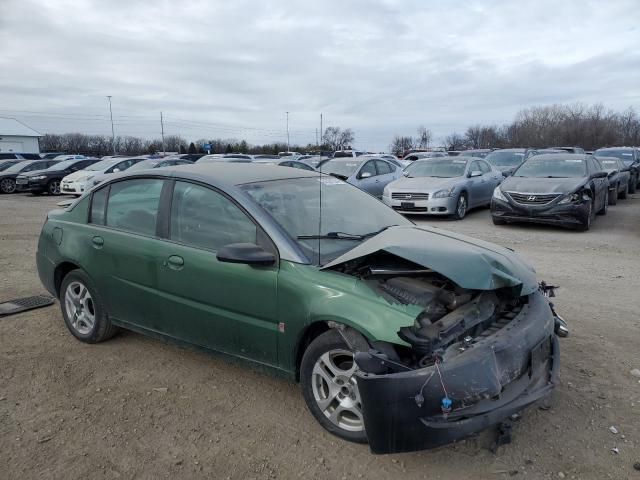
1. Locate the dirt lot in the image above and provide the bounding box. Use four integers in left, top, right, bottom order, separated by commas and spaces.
1, 192, 639, 480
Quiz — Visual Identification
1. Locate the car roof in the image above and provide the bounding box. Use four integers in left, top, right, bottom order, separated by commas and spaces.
527, 153, 588, 160
159, 162, 320, 186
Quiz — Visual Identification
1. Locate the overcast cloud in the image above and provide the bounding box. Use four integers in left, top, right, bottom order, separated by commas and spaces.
1, 0, 638, 150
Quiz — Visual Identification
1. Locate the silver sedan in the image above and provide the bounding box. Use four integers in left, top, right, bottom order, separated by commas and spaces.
320, 157, 403, 198
382, 157, 502, 219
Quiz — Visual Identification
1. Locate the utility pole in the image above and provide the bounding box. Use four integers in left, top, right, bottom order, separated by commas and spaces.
286, 111, 290, 152
160, 112, 166, 156
107, 96, 115, 155
315, 128, 318, 146
320, 113, 323, 154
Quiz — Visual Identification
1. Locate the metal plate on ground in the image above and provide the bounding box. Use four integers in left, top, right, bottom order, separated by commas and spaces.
0, 295, 55, 317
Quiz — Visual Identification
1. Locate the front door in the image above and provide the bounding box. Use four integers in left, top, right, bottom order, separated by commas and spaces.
154, 180, 279, 365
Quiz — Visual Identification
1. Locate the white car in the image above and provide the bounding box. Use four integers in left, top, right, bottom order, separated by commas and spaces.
61, 157, 145, 195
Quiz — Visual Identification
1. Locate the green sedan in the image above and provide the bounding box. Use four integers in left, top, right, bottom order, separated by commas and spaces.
37, 163, 564, 453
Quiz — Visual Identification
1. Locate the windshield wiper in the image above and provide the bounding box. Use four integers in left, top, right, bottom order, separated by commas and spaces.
298, 225, 398, 241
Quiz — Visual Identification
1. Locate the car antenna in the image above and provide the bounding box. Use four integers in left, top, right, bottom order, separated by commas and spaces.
317, 119, 323, 266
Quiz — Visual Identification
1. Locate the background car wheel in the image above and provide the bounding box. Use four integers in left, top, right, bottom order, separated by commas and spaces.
608, 185, 618, 205
629, 177, 637, 194
60, 269, 118, 343
452, 192, 467, 220
0, 178, 16, 194
47, 180, 61, 195
619, 183, 628, 200
578, 199, 593, 231
300, 330, 367, 444
492, 216, 506, 225
598, 191, 608, 215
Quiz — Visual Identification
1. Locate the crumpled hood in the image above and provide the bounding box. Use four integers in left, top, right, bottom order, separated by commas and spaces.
501, 176, 586, 194
322, 225, 539, 295
388, 176, 459, 192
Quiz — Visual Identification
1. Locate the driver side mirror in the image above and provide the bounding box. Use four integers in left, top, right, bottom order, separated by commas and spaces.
359, 171, 373, 179
216, 243, 275, 266
112, 168, 121, 173
469, 170, 482, 177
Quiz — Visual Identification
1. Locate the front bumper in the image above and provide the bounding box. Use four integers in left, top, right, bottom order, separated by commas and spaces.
357, 291, 558, 454
491, 197, 589, 227
382, 194, 457, 215
15, 178, 47, 192
61, 180, 90, 195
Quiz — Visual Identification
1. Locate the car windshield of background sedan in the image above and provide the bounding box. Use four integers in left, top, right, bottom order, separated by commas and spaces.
320, 160, 360, 178
82, 159, 119, 171
485, 151, 525, 166
598, 159, 620, 169
595, 149, 634, 159
514, 157, 586, 178
405, 159, 467, 178
241, 177, 410, 265
126, 160, 161, 171
44, 159, 76, 170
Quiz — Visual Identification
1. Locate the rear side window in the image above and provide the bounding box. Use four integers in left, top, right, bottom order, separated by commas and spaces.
105, 179, 164, 236
375, 160, 393, 174
170, 181, 257, 251
0, 153, 17, 159
89, 187, 108, 225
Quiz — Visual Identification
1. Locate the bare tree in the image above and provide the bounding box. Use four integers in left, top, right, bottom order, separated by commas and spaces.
322, 126, 355, 151
444, 132, 465, 151
416, 126, 432, 149
389, 135, 414, 156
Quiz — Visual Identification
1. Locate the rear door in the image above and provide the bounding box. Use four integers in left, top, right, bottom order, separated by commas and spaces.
84, 178, 166, 327
467, 160, 487, 207
478, 160, 499, 203
154, 180, 279, 365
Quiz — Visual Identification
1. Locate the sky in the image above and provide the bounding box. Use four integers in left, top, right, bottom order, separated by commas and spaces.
1, 0, 639, 151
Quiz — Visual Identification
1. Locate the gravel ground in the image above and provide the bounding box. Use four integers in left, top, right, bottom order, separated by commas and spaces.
1, 192, 639, 480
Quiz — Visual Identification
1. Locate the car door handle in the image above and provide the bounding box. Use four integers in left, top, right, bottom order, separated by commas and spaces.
375, 179, 380, 183
91, 236, 104, 249
165, 255, 184, 270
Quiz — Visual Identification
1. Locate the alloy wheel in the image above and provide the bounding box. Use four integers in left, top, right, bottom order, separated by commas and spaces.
0, 178, 16, 193
311, 349, 364, 432
49, 180, 61, 195
64, 281, 96, 335
457, 195, 467, 218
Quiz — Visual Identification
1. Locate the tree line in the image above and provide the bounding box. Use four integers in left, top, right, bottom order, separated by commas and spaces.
391, 103, 640, 154
40, 126, 356, 157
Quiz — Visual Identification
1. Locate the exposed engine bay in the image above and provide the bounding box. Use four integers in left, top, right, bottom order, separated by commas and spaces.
329, 251, 563, 373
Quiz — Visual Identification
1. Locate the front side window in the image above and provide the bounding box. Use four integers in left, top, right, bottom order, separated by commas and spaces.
375, 160, 393, 175
105, 179, 164, 235
358, 160, 377, 178
478, 161, 491, 173
170, 181, 257, 251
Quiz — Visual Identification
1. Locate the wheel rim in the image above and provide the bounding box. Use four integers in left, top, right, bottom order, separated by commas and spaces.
457, 195, 467, 218
311, 349, 364, 432
1, 178, 15, 193
49, 181, 60, 195
64, 281, 96, 335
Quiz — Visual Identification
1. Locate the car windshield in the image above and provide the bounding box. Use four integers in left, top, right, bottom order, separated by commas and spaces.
598, 159, 619, 169
405, 159, 467, 178
241, 177, 411, 265
4, 161, 32, 173
0, 161, 18, 171
515, 158, 586, 178
127, 160, 160, 171
46, 159, 76, 170
83, 159, 119, 171
320, 160, 360, 178
485, 151, 525, 167
596, 150, 634, 161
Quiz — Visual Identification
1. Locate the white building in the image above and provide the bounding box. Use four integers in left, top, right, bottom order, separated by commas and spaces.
0, 117, 42, 154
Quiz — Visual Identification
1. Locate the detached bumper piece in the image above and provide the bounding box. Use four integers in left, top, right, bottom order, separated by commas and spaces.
356, 292, 559, 454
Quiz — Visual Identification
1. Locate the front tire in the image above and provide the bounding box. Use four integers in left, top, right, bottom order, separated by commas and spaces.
598, 190, 608, 215
47, 179, 61, 195
0, 178, 16, 194
619, 183, 628, 200
608, 185, 618, 206
629, 176, 637, 194
492, 216, 506, 225
60, 269, 118, 343
578, 198, 594, 231
452, 192, 467, 220
300, 330, 367, 444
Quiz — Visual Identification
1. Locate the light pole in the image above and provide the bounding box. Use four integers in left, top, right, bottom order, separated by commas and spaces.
106, 96, 115, 155
286, 111, 290, 152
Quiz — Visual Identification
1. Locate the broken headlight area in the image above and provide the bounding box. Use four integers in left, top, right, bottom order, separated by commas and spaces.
332, 252, 563, 454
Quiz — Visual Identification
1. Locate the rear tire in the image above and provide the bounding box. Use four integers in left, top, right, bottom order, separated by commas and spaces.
59, 269, 118, 343
598, 191, 608, 215
300, 330, 367, 444
47, 179, 61, 195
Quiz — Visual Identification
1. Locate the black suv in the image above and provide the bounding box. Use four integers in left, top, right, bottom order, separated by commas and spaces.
15, 158, 99, 195
594, 147, 640, 194
0, 160, 60, 194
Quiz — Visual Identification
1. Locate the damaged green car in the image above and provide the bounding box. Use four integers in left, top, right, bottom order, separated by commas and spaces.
36, 164, 566, 454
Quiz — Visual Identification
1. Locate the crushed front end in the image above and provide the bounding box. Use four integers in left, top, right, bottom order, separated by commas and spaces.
328, 249, 563, 454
